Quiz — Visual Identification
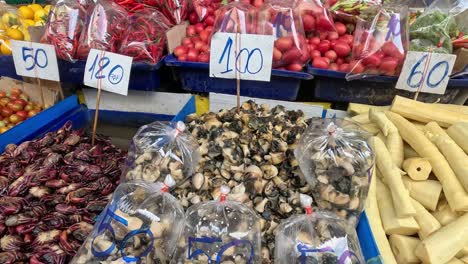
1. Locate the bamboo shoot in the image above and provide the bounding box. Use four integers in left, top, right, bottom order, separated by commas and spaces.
447, 258, 464, 264
433, 104, 468, 115
370, 110, 404, 168
351, 113, 371, 124
415, 213, 468, 264
389, 234, 421, 264
432, 198, 462, 226
402, 176, 442, 211
461, 255, 468, 263
390, 96, 468, 127
386, 112, 468, 212
347, 103, 390, 115
376, 177, 419, 235
411, 198, 441, 239
447, 122, 468, 154
404, 144, 419, 159
402, 158, 432, 181
373, 137, 415, 217
365, 167, 398, 264
424, 122, 468, 192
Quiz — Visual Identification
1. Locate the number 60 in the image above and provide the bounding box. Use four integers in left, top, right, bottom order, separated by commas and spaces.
407, 54, 450, 89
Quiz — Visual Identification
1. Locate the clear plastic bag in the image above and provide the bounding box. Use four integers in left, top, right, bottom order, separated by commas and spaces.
71, 176, 185, 263
409, 0, 465, 54
172, 186, 262, 263
124, 121, 199, 185
192, 0, 223, 22
294, 118, 374, 227
119, 9, 172, 64
327, 0, 382, 23
258, 0, 310, 71
162, 0, 189, 25
346, 5, 409, 80
275, 194, 365, 264
41, 0, 93, 61
213, 1, 257, 34
76, 0, 128, 60
294, 0, 335, 34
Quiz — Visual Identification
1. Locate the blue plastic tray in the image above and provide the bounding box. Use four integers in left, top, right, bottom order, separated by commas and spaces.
165, 54, 313, 101
307, 66, 466, 105
60, 59, 164, 91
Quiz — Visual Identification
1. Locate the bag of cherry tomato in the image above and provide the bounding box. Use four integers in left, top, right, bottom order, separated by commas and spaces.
213, 1, 257, 34
76, 0, 128, 60
71, 176, 185, 263
346, 5, 409, 80
161, 0, 189, 25
257, 0, 309, 71
191, 0, 222, 22
42, 0, 94, 61
120, 9, 173, 64
172, 186, 262, 263
294, 0, 335, 35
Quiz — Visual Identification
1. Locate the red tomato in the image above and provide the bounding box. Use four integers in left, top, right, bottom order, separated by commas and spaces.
379, 57, 399, 73
319, 31, 328, 40
187, 48, 199, 62
336, 58, 344, 65
282, 48, 302, 64
198, 53, 210, 63
200, 44, 210, 53
312, 57, 329, 69
349, 60, 365, 74
362, 54, 381, 67
310, 50, 321, 59
174, 46, 188, 57
327, 31, 339, 41
186, 25, 196, 37
275, 37, 293, 52
316, 15, 334, 31
308, 44, 317, 52
205, 26, 214, 33
200, 30, 210, 42
381, 41, 399, 57
194, 40, 205, 51
182, 37, 192, 46
339, 34, 353, 45
204, 15, 215, 26
330, 40, 337, 49
309, 37, 320, 46
195, 23, 205, 33
324, 50, 337, 62
329, 63, 339, 71
334, 22, 347, 36
16, 110, 27, 120
302, 14, 315, 32
273, 48, 282, 62
333, 42, 350, 58
189, 12, 198, 25
286, 63, 303, 72
338, 63, 350, 72
317, 40, 331, 54
178, 55, 187, 61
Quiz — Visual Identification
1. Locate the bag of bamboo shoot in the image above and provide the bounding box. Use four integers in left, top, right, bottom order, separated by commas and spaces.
123, 121, 199, 185
275, 194, 365, 264
295, 118, 374, 227
71, 176, 185, 263
172, 186, 262, 263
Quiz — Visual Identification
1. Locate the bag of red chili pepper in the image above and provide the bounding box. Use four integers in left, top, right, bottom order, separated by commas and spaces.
41, 0, 94, 61
257, 0, 309, 71
161, 0, 189, 25
346, 5, 409, 80
120, 9, 173, 64
192, 0, 223, 21
76, 0, 128, 60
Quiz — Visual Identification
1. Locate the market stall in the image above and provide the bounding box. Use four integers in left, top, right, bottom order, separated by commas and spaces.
0, 0, 467, 263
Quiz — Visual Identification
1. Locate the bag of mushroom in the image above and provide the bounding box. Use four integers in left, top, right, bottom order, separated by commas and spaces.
124, 120, 199, 185
71, 175, 185, 263
172, 186, 262, 263
295, 118, 374, 227
275, 194, 365, 264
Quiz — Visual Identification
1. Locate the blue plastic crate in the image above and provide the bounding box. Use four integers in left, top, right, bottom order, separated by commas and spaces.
59, 58, 164, 91
0, 56, 21, 80
307, 66, 466, 105
165, 54, 313, 101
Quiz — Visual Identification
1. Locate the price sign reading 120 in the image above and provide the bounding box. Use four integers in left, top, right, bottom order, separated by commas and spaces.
10, 40, 60, 81
209, 33, 274, 82
396, 51, 456, 95
84, 49, 133, 96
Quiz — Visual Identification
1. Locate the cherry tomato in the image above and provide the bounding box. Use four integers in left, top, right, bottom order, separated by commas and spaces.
312, 57, 329, 69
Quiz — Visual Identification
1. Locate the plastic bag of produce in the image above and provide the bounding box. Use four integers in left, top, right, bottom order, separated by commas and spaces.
213, 1, 257, 34
192, 0, 222, 21
172, 186, 262, 263
76, 0, 128, 60
346, 5, 409, 80
275, 194, 365, 264
41, 0, 93, 61
258, 0, 310, 71
326, 0, 382, 22
162, 0, 189, 25
119, 9, 172, 64
409, 0, 465, 54
124, 121, 199, 185
294, 0, 335, 35
71, 175, 185, 263
294, 118, 374, 227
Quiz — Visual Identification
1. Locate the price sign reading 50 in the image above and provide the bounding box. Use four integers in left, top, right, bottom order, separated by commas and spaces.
10, 40, 60, 81
396, 51, 456, 95
84, 49, 133, 96
209, 33, 274, 82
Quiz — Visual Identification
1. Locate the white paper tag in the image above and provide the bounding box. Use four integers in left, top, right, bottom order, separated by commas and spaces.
84, 49, 133, 96
10, 40, 60, 81
396, 51, 457, 95
209, 33, 274, 82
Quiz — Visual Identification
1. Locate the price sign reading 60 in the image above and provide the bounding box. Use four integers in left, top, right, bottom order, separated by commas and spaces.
209, 33, 274, 82
10, 40, 60, 81
84, 49, 133, 96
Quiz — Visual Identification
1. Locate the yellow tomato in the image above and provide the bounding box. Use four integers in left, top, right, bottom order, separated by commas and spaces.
0, 22, 5, 31
1, 13, 18, 27
34, 9, 47, 22
0, 40, 12, 55
18, 6, 35, 20
22, 30, 30, 41
6, 28, 24, 40
44, 5, 52, 14
0, 127, 8, 133
34, 20, 45, 26
22, 19, 35, 27
28, 4, 43, 12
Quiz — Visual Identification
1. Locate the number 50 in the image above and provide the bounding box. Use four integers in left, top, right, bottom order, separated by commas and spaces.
407, 54, 450, 89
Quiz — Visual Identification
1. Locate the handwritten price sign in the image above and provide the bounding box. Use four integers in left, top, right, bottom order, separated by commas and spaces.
84, 49, 133, 96
396, 51, 456, 95
209, 33, 274, 82
10, 40, 60, 81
